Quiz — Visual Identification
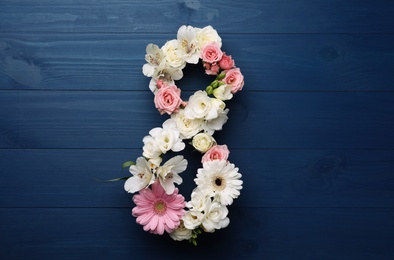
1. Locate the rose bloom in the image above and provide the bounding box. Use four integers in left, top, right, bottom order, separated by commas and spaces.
154, 84, 183, 115
222, 68, 244, 94
201, 144, 230, 163
218, 53, 235, 70
196, 25, 222, 50
192, 132, 216, 153
200, 42, 223, 63
204, 62, 220, 75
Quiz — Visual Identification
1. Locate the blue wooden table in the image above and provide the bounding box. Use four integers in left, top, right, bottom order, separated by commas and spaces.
1, 0, 394, 259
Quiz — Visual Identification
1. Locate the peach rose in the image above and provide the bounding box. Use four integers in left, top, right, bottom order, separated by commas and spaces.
154, 84, 182, 115
201, 42, 223, 63
201, 144, 230, 163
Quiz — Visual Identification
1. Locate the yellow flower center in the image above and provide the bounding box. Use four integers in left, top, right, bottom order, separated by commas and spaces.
153, 199, 167, 215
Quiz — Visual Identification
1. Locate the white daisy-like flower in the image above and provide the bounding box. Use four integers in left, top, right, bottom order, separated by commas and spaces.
176, 25, 200, 64
201, 199, 229, 232
156, 155, 188, 195
142, 44, 166, 77
124, 157, 156, 193
195, 160, 243, 205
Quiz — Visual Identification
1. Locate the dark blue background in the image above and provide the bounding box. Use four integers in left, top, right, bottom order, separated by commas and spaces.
1, 0, 394, 259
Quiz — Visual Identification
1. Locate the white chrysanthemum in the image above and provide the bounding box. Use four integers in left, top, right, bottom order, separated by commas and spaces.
196, 25, 222, 50
195, 160, 243, 206
176, 25, 200, 64
184, 90, 218, 120
170, 109, 203, 139
201, 199, 229, 232
124, 157, 156, 193
142, 44, 166, 77
169, 220, 192, 241
162, 39, 186, 69
183, 209, 204, 230
202, 108, 229, 135
156, 155, 188, 194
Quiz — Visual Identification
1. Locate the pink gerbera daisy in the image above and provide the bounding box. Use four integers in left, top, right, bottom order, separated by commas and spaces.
132, 180, 186, 235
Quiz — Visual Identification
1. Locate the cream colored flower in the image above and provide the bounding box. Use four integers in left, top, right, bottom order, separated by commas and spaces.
201, 200, 229, 232
169, 220, 192, 241
170, 109, 203, 139
162, 39, 186, 69
196, 25, 222, 50
192, 132, 216, 153
213, 84, 233, 101
176, 25, 200, 64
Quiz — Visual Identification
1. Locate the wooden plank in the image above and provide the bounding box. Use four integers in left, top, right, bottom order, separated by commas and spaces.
1, 0, 394, 33
1, 33, 394, 91
1, 207, 393, 259
0, 91, 393, 149
0, 149, 393, 208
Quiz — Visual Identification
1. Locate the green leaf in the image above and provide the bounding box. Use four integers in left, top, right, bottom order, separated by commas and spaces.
95, 176, 130, 182
122, 160, 135, 170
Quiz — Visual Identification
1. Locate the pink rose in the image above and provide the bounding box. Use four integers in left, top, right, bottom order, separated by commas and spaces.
222, 68, 244, 94
204, 62, 220, 75
201, 42, 223, 63
218, 53, 235, 70
201, 144, 230, 163
154, 84, 182, 115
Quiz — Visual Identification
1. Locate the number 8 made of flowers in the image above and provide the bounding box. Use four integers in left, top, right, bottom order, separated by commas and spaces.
122, 25, 244, 245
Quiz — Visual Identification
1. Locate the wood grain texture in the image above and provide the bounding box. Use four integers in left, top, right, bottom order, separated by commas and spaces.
1, 33, 394, 91
1, 0, 394, 258
0, 91, 393, 149
0, 149, 393, 208
1, 0, 394, 33
1, 208, 394, 259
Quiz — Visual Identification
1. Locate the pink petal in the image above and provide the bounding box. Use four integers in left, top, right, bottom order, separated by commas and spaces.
156, 220, 165, 235
149, 215, 159, 231
163, 214, 175, 229
136, 212, 154, 225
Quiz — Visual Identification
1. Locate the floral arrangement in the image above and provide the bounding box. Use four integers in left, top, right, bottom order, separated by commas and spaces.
122, 25, 244, 245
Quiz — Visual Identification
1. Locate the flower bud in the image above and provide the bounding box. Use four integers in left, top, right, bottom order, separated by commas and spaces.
206, 86, 213, 95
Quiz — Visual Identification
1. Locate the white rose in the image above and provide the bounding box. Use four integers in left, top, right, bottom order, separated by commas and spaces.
142, 135, 162, 159
213, 84, 233, 101
162, 39, 186, 69
149, 126, 185, 154
183, 210, 204, 230
186, 188, 211, 212
184, 90, 217, 120
196, 25, 222, 50
201, 200, 229, 233
192, 133, 216, 153
169, 221, 192, 241
171, 109, 203, 139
